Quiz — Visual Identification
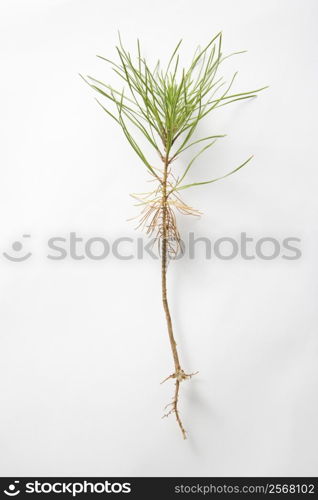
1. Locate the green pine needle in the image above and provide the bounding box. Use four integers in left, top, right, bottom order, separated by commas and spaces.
81, 33, 267, 191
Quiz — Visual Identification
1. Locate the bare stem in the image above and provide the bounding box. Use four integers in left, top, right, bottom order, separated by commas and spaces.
161, 153, 181, 373
161, 151, 197, 439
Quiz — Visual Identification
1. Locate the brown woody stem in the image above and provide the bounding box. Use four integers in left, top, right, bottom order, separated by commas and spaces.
161, 153, 181, 373
161, 151, 197, 439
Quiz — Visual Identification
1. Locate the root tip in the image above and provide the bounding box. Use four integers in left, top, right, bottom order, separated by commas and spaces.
161, 368, 198, 439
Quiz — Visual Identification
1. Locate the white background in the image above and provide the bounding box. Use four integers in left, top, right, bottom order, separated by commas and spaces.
0, 0, 317, 477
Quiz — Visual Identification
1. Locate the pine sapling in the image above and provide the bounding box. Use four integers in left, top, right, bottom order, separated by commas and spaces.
81, 33, 266, 439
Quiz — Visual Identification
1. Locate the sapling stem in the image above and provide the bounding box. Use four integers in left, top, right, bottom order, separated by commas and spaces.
160, 150, 198, 438
161, 153, 179, 371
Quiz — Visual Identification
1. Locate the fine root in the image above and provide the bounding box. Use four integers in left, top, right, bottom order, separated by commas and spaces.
161, 369, 199, 439
130, 182, 201, 260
